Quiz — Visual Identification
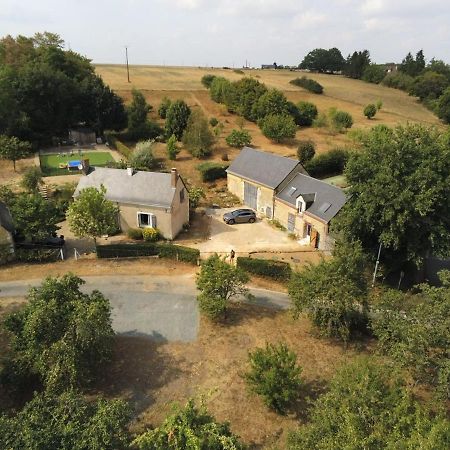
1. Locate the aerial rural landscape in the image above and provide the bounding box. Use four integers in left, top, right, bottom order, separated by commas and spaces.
0, 1, 449, 449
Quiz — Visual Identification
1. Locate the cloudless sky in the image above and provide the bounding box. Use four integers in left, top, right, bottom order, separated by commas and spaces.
1, 0, 450, 67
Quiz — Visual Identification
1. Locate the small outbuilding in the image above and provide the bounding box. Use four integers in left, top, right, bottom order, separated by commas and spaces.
74, 167, 189, 240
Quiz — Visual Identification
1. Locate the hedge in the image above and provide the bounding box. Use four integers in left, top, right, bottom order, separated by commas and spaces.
236, 257, 292, 281
15, 248, 60, 263
96, 242, 200, 265
196, 162, 229, 182
289, 77, 323, 94
305, 148, 350, 178
104, 132, 132, 159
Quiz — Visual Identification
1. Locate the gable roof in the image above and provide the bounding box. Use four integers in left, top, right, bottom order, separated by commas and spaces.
276, 173, 347, 223
226, 147, 301, 189
0, 202, 14, 233
74, 167, 178, 208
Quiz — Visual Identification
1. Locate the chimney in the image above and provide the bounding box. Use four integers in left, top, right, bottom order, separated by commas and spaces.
171, 168, 178, 188
127, 167, 133, 176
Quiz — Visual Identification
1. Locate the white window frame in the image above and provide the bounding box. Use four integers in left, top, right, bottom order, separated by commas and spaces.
137, 211, 157, 228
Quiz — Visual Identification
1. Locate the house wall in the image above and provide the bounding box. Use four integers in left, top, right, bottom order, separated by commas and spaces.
116, 178, 189, 240
273, 199, 331, 250
227, 173, 275, 217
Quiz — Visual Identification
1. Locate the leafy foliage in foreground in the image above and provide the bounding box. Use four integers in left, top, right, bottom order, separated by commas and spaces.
2, 274, 114, 392
0, 390, 130, 450
289, 241, 368, 342
133, 399, 246, 450
244, 342, 302, 413
370, 270, 450, 398
287, 358, 450, 450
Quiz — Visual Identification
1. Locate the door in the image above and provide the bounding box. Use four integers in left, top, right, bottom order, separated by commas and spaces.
310, 229, 319, 248
287, 213, 296, 232
244, 182, 258, 210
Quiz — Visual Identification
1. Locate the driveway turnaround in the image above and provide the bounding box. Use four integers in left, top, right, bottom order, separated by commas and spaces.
0, 274, 289, 342
193, 207, 302, 255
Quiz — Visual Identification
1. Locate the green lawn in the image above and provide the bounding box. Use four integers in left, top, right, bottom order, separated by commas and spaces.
322, 174, 348, 188
40, 151, 114, 176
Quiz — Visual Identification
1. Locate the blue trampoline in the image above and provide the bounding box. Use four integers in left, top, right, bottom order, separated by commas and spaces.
68, 160, 82, 170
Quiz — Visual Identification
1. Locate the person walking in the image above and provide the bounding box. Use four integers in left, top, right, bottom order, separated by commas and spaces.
230, 249, 235, 265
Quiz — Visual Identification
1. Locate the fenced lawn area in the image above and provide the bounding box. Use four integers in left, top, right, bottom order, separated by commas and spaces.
40, 151, 114, 176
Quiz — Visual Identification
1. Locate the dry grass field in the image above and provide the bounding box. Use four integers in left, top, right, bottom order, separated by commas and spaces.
94, 64, 442, 189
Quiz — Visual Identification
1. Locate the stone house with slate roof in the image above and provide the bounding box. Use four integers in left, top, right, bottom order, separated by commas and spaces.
227, 147, 347, 250
74, 167, 189, 240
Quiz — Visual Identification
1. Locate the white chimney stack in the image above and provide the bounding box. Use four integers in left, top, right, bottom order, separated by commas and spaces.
171, 168, 178, 188
127, 167, 133, 176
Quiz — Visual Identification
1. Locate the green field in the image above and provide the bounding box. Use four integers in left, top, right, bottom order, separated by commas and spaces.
40, 151, 114, 176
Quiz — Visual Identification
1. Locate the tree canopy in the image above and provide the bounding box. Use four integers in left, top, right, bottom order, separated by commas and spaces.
0, 135, 32, 170
2, 274, 114, 392
0, 390, 130, 450
334, 124, 450, 267
343, 50, 371, 79
67, 185, 119, 242
165, 99, 191, 140
299, 48, 345, 73
0, 32, 126, 143
287, 358, 450, 449
182, 109, 215, 158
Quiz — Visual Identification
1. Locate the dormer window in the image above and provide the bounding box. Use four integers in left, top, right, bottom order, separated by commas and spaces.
296, 195, 306, 213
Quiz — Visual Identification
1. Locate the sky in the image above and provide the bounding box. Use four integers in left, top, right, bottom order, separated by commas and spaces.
1, 0, 450, 67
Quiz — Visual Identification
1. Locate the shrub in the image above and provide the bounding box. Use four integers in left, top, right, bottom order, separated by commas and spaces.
258, 114, 297, 143
305, 148, 350, 178
127, 228, 143, 240
142, 227, 160, 242
296, 101, 318, 126
105, 133, 132, 159
237, 257, 292, 281
312, 112, 328, 128
15, 247, 60, 262
188, 186, 205, 209
297, 140, 316, 164
165, 99, 191, 140
376, 99, 383, 110
210, 77, 233, 103
209, 117, 218, 127
95, 243, 200, 264
130, 140, 156, 170
244, 342, 302, 413
21, 167, 43, 193
166, 134, 179, 160
233, 69, 245, 75
182, 109, 215, 158
382, 72, 414, 91
252, 88, 290, 120
437, 87, 450, 123
330, 109, 353, 130
289, 76, 323, 94
225, 129, 252, 148
363, 103, 377, 119
197, 162, 228, 182
201, 74, 216, 88
158, 97, 171, 119
362, 64, 386, 84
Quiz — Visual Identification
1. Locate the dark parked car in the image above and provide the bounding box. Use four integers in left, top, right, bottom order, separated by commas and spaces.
223, 209, 256, 225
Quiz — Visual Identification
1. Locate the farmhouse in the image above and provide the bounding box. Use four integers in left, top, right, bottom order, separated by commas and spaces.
0, 202, 15, 264
227, 147, 308, 219
226, 147, 347, 250
74, 167, 189, 240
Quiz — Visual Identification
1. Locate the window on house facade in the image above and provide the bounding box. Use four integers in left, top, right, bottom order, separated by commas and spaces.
180, 188, 185, 203
137, 212, 157, 228
306, 223, 312, 236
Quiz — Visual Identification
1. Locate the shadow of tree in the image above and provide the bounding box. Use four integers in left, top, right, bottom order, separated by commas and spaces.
92, 336, 183, 416
217, 303, 281, 327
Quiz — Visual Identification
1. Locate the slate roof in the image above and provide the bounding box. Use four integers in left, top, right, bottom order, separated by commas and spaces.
276, 173, 347, 223
226, 147, 301, 189
74, 167, 177, 208
0, 202, 14, 233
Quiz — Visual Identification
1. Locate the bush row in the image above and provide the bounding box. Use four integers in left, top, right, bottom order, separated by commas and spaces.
236, 257, 292, 281
15, 248, 61, 262
104, 132, 132, 159
305, 148, 350, 178
197, 162, 229, 182
289, 77, 324, 94
96, 242, 200, 265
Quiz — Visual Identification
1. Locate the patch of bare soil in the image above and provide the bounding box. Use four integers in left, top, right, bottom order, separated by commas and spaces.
94, 304, 370, 449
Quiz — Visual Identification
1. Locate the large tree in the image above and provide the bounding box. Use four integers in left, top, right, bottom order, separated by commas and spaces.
0, 135, 32, 170
182, 109, 215, 158
343, 50, 371, 79
0, 390, 130, 450
9, 193, 60, 241
299, 48, 345, 73
165, 99, 191, 140
2, 274, 114, 392
287, 358, 450, 449
67, 185, 119, 243
334, 124, 450, 268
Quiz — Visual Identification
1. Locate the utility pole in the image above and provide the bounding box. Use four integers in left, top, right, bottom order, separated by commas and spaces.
371, 242, 382, 287
125, 46, 130, 83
